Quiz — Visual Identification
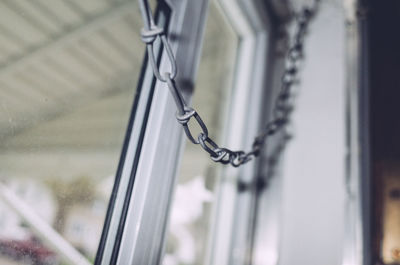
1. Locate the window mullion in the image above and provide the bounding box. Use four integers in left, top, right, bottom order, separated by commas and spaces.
208, 1, 276, 265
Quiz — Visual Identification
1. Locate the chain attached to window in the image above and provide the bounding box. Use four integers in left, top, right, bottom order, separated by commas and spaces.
138, 0, 320, 167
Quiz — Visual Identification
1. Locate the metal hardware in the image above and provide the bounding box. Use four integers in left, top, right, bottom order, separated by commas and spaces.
138, 0, 320, 167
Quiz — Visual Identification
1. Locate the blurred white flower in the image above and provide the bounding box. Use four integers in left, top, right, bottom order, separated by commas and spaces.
165, 176, 213, 264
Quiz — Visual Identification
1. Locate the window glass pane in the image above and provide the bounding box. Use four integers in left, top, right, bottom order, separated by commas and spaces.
0, 1, 144, 264
163, 2, 238, 265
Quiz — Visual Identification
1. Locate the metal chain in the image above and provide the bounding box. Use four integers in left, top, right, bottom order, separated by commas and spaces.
138, 0, 320, 167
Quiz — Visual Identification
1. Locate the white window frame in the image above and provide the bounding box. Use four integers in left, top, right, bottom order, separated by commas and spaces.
208, 1, 287, 265
94, 0, 289, 264
343, 0, 371, 265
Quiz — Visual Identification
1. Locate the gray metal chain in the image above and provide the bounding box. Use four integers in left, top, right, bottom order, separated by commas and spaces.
138, 0, 320, 167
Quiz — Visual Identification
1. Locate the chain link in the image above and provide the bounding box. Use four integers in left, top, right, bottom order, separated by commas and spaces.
138, 0, 320, 167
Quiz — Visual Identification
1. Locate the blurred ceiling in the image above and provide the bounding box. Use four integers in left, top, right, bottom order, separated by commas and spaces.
0, 0, 144, 149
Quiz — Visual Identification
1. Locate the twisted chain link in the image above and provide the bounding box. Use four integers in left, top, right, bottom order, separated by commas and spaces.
138, 0, 320, 167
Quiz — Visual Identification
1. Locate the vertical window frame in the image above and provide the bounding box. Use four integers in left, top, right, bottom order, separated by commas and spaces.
207, 1, 283, 265
99, 0, 211, 264
95, 2, 172, 264
343, 0, 371, 264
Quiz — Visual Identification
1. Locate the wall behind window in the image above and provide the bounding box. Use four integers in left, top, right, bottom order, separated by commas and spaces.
279, 1, 346, 265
